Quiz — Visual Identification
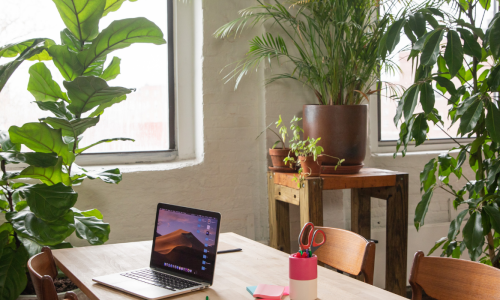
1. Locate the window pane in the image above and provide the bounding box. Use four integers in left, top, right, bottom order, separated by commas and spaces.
0, 0, 170, 153
380, 2, 496, 141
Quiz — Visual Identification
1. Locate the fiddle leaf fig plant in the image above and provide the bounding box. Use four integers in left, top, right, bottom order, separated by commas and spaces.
384, 0, 500, 267
0, 0, 166, 298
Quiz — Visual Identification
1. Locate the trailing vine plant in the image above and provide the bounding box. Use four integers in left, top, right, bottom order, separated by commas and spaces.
383, 0, 500, 266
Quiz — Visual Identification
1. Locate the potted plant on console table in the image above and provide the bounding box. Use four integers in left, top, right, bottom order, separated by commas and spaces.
215, 0, 397, 173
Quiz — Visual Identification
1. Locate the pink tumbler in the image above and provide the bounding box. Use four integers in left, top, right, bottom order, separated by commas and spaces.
289, 254, 318, 300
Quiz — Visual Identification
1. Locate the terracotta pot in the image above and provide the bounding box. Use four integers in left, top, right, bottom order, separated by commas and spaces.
303, 104, 367, 166
269, 148, 295, 169
299, 155, 324, 177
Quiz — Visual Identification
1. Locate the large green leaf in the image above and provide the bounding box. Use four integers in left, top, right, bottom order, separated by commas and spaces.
489, 14, 500, 59
9, 123, 75, 165
0, 38, 53, 59
420, 82, 435, 114
0, 39, 48, 93
36, 101, 74, 120
52, 0, 106, 42
22, 183, 77, 221
42, 117, 99, 139
17, 158, 71, 187
89, 95, 126, 117
486, 102, 500, 143
0, 245, 28, 300
76, 137, 134, 154
403, 85, 420, 121
444, 30, 464, 78
103, 0, 136, 17
0, 152, 58, 167
483, 205, 500, 233
459, 99, 483, 135
27, 62, 68, 102
78, 17, 165, 70
415, 188, 434, 231
432, 76, 457, 96
420, 158, 437, 191
8, 209, 75, 246
61, 28, 87, 52
448, 209, 468, 241
412, 114, 428, 146
86, 168, 122, 184
421, 29, 444, 66
409, 12, 426, 38
463, 211, 485, 261
47, 45, 84, 81
82, 55, 107, 77
100, 56, 121, 81
386, 19, 405, 53
73, 211, 109, 245
457, 28, 482, 60
0, 131, 20, 152
64, 76, 132, 118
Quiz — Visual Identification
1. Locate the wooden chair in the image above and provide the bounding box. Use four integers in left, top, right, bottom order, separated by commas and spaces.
314, 227, 376, 284
410, 251, 500, 300
27, 247, 79, 300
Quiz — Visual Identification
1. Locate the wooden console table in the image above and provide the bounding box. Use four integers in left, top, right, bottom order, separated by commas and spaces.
267, 168, 408, 297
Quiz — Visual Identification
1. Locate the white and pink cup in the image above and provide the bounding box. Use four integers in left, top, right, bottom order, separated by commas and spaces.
289, 254, 318, 300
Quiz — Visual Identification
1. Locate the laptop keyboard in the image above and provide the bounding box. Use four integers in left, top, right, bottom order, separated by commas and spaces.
120, 269, 202, 291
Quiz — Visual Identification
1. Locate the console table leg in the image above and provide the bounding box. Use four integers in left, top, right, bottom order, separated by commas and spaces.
268, 172, 291, 253
351, 188, 371, 239
299, 178, 323, 228
386, 174, 409, 297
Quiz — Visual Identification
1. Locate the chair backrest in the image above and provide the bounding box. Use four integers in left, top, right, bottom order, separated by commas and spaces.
410, 251, 500, 300
27, 247, 79, 300
313, 227, 376, 284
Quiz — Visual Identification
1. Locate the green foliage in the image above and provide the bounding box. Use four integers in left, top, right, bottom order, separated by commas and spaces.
215, 0, 397, 105
0, 1, 166, 298
384, 0, 500, 267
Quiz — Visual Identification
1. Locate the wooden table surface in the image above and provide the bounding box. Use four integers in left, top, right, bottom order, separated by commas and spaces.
53, 233, 406, 300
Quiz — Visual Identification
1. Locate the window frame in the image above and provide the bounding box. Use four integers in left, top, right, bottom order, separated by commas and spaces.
76, 0, 177, 165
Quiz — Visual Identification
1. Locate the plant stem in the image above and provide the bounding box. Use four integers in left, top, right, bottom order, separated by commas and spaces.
487, 231, 500, 268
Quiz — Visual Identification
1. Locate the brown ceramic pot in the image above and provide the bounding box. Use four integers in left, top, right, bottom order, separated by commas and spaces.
299, 155, 323, 177
269, 148, 294, 168
303, 104, 367, 166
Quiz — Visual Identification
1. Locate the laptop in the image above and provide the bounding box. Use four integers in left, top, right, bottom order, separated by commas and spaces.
93, 203, 221, 299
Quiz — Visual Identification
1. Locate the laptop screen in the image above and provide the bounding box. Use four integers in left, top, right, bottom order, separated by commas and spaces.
150, 204, 220, 284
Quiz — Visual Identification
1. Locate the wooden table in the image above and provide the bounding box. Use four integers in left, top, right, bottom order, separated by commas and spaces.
267, 168, 408, 297
53, 232, 406, 300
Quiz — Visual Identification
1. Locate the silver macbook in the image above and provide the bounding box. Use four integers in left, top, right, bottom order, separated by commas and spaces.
93, 203, 221, 299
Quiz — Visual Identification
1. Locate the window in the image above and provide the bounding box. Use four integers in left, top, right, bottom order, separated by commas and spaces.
0, 0, 175, 155
379, 2, 497, 142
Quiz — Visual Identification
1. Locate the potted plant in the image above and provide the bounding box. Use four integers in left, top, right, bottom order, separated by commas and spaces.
257, 115, 297, 171
0, 0, 166, 298
384, 0, 500, 267
214, 0, 395, 172
285, 117, 344, 180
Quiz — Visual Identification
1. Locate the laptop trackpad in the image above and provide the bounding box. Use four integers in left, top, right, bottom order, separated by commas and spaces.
95, 274, 174, 299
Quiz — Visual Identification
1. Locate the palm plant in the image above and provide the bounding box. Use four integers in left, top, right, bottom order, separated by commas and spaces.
214, 0, 398, 105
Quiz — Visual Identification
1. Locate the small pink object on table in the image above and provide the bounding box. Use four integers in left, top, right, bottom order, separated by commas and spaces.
253, 284, 285, 299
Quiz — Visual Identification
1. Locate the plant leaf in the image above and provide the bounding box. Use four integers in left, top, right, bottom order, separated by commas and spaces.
82, 54, 106, 77
489, 14, 500, 60
459, 99, 483, 135
64, 76, 132, 118
0, 152, 58, 168
483, 205, 500, 233
462, 211, 485, 261
52, 0, 106, 42
86, 168, 122, 184
486, 101, 500, 143
17, 157, 71, 187
409, 13, 426, 38
47, 45, 84, 81
0, 130, 20, 152
428, 237, 447, 255
27, 62, 68, 102
444, 30, 464, 78
76, 137, 134, 154
421, 29, 444, 66
9, 123, 75, 165
386, 19, 405, 53
432, 76, 457, 96
78, 17, 166, 71
8, 209, 75, 246
420, 82, 435, 114
22, 183, 77, 221
73, 213, 110, 245
36, 101, 74, 120
100, 56, 121, 81
412, 114, 428, 146
457, 28, 482, 60
42, 117, 99, 140
403, 85, 420, 121
0, 244, 28, 300
448, 209, 468, 241
103, 0, 128, 17
60, 28, 86, 52
89, 95, 126, 117
415, 188, 434, 231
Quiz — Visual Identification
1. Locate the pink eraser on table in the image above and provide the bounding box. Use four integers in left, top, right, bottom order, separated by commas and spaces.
253, 284, 285, 299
